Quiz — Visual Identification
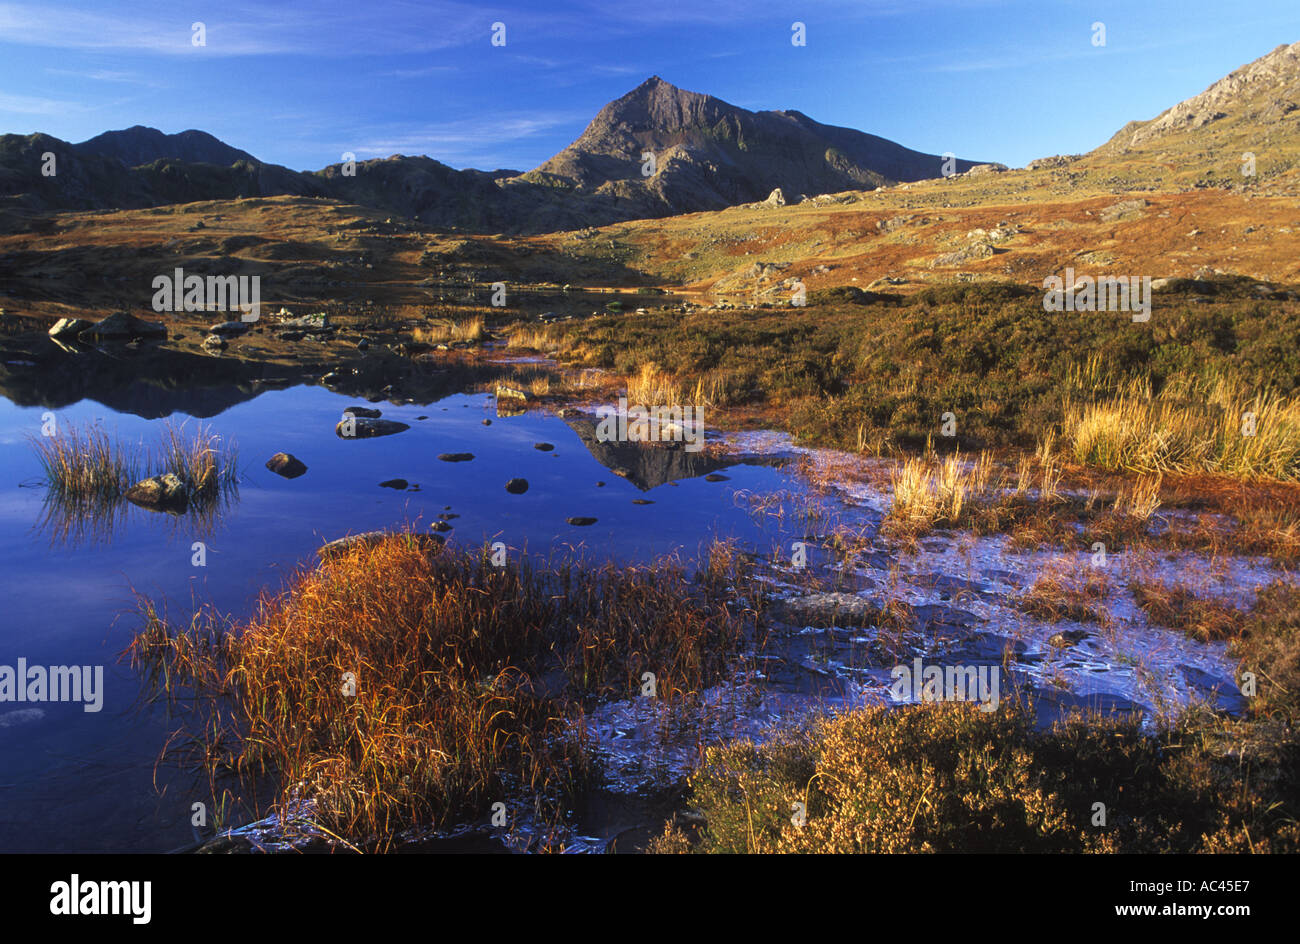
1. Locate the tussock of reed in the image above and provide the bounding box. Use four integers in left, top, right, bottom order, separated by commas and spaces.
1065, 374, 1300, 480
128, 535, 757, 846
31, 420, 237, 505
30, 423, 141, 505
156, 420, 238, 496
414, 316, 486, 345
626, 362, 685, 407
886, 451, 992, 532
506, 324, 559, 352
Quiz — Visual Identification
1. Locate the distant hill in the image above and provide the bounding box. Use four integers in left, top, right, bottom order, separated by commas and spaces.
74, 126, 259, 168
0, 131, 325, 213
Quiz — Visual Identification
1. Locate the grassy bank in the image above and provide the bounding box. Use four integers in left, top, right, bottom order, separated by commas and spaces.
512, 281, 1300, 476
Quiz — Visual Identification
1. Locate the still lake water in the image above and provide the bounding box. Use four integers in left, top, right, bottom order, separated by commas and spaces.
0, 382, 809, 852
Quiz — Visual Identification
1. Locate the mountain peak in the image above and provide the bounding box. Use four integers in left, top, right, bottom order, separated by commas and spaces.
528, 76, 979, 206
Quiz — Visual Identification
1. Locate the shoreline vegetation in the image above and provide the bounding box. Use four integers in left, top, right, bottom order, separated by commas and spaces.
128, 536, 760, 851
125, 529, 1300, 853
100, 276, 1300, 852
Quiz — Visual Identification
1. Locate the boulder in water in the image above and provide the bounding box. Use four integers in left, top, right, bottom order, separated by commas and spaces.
266, 453, 307, 478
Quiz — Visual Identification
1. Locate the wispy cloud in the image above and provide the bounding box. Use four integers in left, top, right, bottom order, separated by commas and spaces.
0, 91, 83, 115
381, 64, 458, 78
44, 67, 163, 87
346, 111, 585, 166
0, 0, 488, 57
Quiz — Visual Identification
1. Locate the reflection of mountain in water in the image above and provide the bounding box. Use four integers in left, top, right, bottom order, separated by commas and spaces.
564, 414, 775, 490
0, 337, 302, 419
0, 333, 522, 420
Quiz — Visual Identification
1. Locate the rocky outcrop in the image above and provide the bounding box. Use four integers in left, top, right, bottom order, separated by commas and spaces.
48, 318, 92, 338
78, 311, 167, 341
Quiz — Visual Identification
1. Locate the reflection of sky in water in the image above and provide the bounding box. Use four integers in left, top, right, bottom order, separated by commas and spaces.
0, 385, 809, 851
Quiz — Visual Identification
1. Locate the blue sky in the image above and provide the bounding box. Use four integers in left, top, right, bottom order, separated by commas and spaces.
1, 1, 1296, 172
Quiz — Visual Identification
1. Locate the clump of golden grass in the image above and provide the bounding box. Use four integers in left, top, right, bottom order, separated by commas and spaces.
886, 451, 992, 533
31, 420, 236, 508
626, 362, 685, 407
156, 420, 238, 496
506, 324, 559, 352
30, 423, 142, 505
31, 421, 237, 548
128, 535, 758, 847
1115, 474, 1162, 521
1065, 374, 1300, 480
414, 315, 486, 345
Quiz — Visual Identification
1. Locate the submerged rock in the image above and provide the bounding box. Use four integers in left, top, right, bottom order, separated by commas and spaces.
1048, 630, 1091, 649
343, 406, 382, 418
265, 452, 307, 478
379, 478, 408, 490
438, 452, 474, 462
566, 516, 598, 526
505, 477, 529, 495
335, 417, 410, 439
772, 592, 881, 628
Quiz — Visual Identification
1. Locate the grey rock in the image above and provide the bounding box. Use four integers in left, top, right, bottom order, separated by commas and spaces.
79, 310, 167, 341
